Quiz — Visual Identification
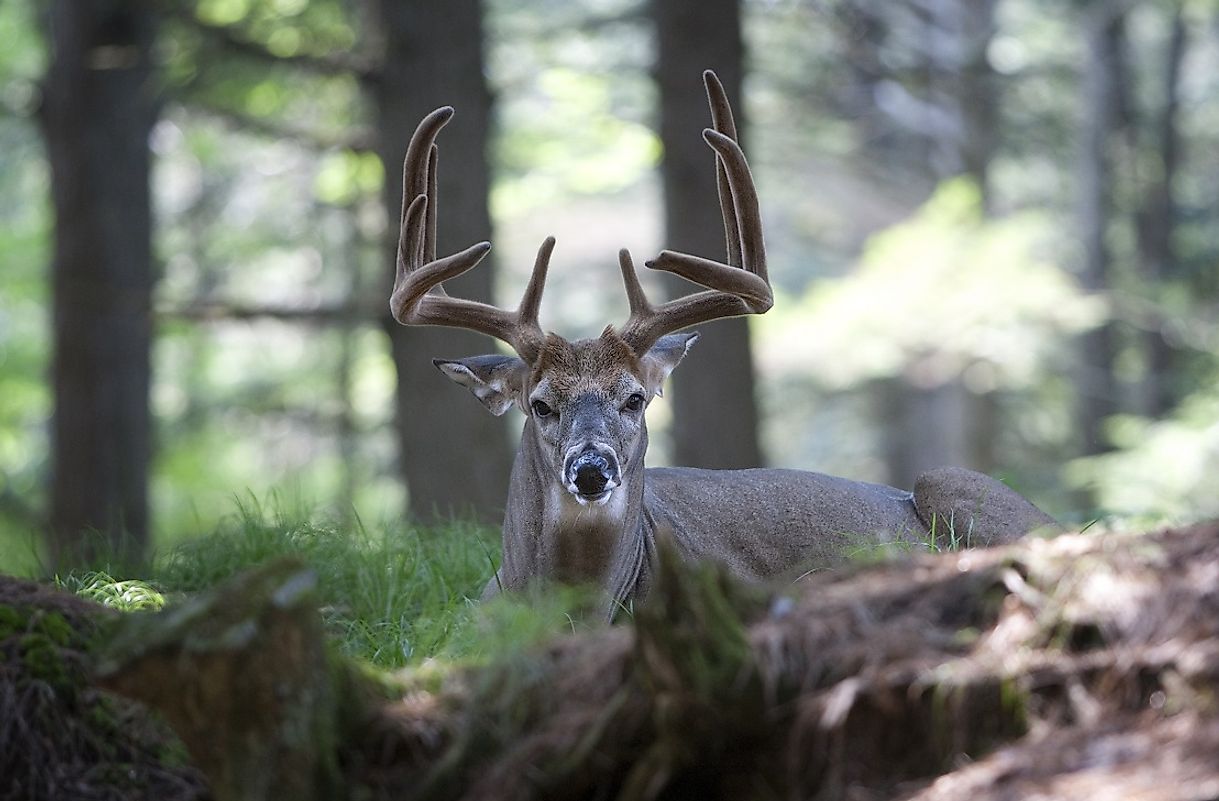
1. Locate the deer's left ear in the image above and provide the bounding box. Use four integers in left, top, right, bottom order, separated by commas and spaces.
433, 354, 529, 416
639, 332, 698, 397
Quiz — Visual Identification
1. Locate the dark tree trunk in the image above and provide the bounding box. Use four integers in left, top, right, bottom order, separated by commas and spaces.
374, 0, 512, 522
1137, 7, 1185, 418
42, 0, 158, 565
1075, 2, 1127, 456
652, 0, 763, 469
884, 0, 998, 488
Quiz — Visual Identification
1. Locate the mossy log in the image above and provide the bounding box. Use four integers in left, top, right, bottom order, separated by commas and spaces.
94, 524, 1219, 801
0, 575, 207, 801
94, 559, 364, 801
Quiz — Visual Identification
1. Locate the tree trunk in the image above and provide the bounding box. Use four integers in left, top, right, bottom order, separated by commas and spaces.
883, 0, 998, 488
1138, 6, 1185, 418
41, 0, 158, 565
1075, 2, 1127, 456
652, 0, 763, 469
374, 0, 513, 523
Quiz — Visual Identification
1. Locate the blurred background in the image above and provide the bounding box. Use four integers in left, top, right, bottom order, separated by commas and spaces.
2, 0, 1218, 573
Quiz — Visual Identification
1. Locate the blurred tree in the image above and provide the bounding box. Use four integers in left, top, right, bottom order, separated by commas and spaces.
1136, 5, 1186, 418
877, 0, 1001, 487
651, 0, 762, 469
41, 0, 159, 564
374, 0, 514, 522
1075, 0, 1127, 456
155, 0, 511, 524
815, 0, 1002, 486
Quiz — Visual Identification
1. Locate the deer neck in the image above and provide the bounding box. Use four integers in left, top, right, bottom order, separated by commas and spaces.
500, 419, 650, 608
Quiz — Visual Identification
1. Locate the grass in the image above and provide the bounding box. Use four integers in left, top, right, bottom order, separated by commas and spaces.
35, 498, 606, 669
0, 524, 43, 577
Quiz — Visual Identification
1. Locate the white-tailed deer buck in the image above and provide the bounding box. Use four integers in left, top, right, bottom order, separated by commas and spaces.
390, 71, 1058, 614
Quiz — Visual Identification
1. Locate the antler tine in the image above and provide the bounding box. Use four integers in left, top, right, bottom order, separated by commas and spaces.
704, 70, 743, 269
618, 70, 772, 355
515, 237, 555, 354
425, 143, 439, 265
389, 107, 549, 363
617, 249, 650, 317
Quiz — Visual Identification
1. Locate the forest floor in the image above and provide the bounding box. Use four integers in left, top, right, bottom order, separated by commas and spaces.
2, 519, 1218, 800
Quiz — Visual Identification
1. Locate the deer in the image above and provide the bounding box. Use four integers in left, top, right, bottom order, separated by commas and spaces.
389, 71, 1058, 615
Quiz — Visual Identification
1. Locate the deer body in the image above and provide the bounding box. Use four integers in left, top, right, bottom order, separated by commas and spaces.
479, 332, 1054, 611
390, 72, 1058, 615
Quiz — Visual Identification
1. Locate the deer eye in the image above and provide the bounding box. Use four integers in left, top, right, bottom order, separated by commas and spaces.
623, 393, 645, 413
531, 399, 554, 418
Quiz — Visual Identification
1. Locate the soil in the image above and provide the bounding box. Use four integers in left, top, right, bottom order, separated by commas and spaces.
3, 522, 1218, 801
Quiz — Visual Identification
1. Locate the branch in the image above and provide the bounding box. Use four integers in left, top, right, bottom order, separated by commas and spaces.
163, 4, 380, 85
177, 95, 376, 152
158, 299, 384, 324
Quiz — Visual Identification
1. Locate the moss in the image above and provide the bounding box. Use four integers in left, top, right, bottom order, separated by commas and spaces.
19, 634, 78, 700
0, 603, 25, 638
5, 609, 89, 704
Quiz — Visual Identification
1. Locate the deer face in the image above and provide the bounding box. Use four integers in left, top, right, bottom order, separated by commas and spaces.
436, 329, 696, 505
393, 71, 769, 515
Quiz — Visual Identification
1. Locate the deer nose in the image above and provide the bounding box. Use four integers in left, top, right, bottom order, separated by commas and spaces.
574, 459, 609, 495
566, 447, 618, 499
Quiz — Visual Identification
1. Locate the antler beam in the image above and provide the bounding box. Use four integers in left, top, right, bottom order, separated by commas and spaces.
618, 70, 772, 355
389, 106, 552, 364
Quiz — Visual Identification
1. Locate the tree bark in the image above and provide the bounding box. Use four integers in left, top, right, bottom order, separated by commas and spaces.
883, 0, 998, 488
373, 0, 513, 522
1137, 6, 1185, 418
42, 0, 158, 565
652, 0, 763, 469
1075, 2, 1127, 455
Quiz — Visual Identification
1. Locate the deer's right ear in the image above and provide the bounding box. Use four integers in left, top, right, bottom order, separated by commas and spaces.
433, 355, 528, 416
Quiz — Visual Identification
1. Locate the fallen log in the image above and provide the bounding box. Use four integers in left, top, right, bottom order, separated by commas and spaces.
93, 523, 1219, 801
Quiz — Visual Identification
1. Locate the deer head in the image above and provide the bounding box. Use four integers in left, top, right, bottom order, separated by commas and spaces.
390, 70, 770, 518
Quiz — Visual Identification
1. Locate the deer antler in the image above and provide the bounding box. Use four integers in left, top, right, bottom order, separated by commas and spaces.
389, 106, 552, 364
618, 70, 772, 355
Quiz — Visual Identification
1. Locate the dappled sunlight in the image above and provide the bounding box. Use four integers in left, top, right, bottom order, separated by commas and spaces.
2, 0, 1218, 570
492, 67, 660, 218
755, 180, 1104, 390
1067, 382, 1219, 522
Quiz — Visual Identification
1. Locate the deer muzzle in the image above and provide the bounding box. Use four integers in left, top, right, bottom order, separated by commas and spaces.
565, 446, 620, 504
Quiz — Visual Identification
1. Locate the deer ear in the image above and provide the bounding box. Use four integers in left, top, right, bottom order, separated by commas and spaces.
640, 332, 698, 397
433, 354, 528, 416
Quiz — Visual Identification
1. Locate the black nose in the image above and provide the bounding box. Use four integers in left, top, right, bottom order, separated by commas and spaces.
572, 452, 611, 496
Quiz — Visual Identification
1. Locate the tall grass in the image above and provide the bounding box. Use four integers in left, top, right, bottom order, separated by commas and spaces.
157, 501, 499, 666
47, 499, 605, 669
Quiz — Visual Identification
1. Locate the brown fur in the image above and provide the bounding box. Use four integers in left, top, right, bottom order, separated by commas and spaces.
532, 328, 643, 390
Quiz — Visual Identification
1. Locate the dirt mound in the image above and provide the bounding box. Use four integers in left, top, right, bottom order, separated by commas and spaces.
356, 522, 1219, 800
36, 522, 1219, 800
0, 575, 208, 801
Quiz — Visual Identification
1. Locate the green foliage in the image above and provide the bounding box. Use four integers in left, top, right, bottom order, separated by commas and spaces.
44, 499, 612, 669
146, 501, 495, 666
0, 0, 50, 551
1067, 377, 1219, 524
2, 607, 83, 700
2, 0, 1218, 575
492, 66, 659, 215
435, 583, 609, 664
757, 179, 1103, 391
59, 572, 168, 612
